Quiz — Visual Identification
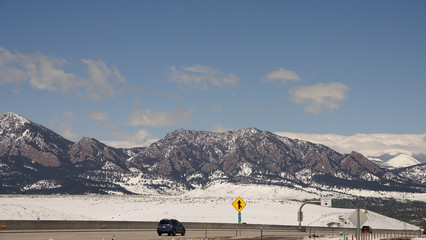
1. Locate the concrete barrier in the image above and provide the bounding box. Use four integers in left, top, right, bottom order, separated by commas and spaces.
0, 220, 156, 230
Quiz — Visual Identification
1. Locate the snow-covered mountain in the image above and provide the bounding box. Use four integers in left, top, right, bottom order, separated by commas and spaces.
369, 154, 422, 170
0, 112, 140, 194
394, 163, 426, 185
383, 154, 421, 169
1, 112, 425, 196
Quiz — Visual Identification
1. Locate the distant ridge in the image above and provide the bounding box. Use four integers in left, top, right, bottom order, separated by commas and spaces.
1, 112, 425, 195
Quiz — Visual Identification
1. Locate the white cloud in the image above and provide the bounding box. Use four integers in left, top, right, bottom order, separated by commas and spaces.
62, 127, 79, 142
168, 64, 240, 91
81, 59, 126, 100
89, 111, 110, 122
211, 124, 232, 133
262, 67, 300, 85
102, 129, 158, 148
290, 82, 348, 114
274, 132, 426, 157
125, 108, 192, 127
49, 111, 79, 141
0, 46, 79, 91
0, 46, 26, 84
0, 46, 126, 100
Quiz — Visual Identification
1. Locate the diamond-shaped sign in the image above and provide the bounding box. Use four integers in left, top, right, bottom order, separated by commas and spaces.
349, 209, 368, 226
232, 197, 246, 212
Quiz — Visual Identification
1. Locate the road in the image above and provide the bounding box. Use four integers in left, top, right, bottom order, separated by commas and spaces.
0, 229, 310, 240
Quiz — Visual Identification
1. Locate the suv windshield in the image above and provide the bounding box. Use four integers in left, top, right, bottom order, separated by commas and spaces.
159, 220, 171, 224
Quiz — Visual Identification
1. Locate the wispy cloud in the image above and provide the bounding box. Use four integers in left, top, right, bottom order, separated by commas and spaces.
0, 46, 126, 101
211, 124, 232, 133
125, 108, 192, 127
168, 64, 240, 91
102, 128, 158, 148
89, 111, 110, 122
274, 132, 426, 157
289, 82, 348, 114
0, 46, 78, 91
262, 67, 300, 85
81, 59, 126, 100
48, 111, 79, 141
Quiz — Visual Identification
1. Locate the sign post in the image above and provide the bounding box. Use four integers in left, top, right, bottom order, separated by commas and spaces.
232, 197, 246, 224
349, 208, 368, 240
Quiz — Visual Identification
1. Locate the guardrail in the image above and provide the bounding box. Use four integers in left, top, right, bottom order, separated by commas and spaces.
303, 226, 426, 240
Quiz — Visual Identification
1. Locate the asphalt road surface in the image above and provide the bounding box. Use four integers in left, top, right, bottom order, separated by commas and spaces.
0, 229, 310, 240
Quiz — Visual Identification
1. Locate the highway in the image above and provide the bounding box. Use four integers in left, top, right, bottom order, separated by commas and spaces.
0, 229, 310, 240
1, 220, 422, 240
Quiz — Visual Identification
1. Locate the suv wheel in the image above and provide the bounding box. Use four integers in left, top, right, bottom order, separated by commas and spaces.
181, 229, 186, 236
172, 229, 176, 236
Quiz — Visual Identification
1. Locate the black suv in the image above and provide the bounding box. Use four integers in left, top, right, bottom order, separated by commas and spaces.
157, 219, 186, 236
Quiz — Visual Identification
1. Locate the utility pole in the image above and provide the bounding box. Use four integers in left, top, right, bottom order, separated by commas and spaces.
357, 208, 360, 240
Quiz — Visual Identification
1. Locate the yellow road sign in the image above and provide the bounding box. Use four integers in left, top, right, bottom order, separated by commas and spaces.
232, 197, 246, 212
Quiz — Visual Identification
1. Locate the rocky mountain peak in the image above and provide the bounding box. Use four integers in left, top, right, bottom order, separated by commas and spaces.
0, 112, 30, 133
0, 112, 29, 123
77, 137, 102, 145
0, 112, 74, 168
69, 137, 126, 167
1, 113, 425, 195
351, 151, 383, 175
232, 127, 262, 135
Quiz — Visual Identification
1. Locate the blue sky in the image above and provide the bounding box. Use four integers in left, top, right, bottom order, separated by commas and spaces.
1, 0, 426, 148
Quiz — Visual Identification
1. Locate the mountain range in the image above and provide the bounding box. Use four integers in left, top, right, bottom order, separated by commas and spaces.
0, 112, 425, 195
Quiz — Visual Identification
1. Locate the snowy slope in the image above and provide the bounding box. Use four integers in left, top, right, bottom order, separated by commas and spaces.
396, 164, 426, 185
384, 154, 421, 169
0, 194, 419, 231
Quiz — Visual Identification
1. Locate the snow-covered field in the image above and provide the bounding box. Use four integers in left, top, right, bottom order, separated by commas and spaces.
0, 184, 422, 231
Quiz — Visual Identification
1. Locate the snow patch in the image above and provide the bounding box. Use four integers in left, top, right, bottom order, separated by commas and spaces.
22, 180, 61, 191
237, 162, 252, 177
